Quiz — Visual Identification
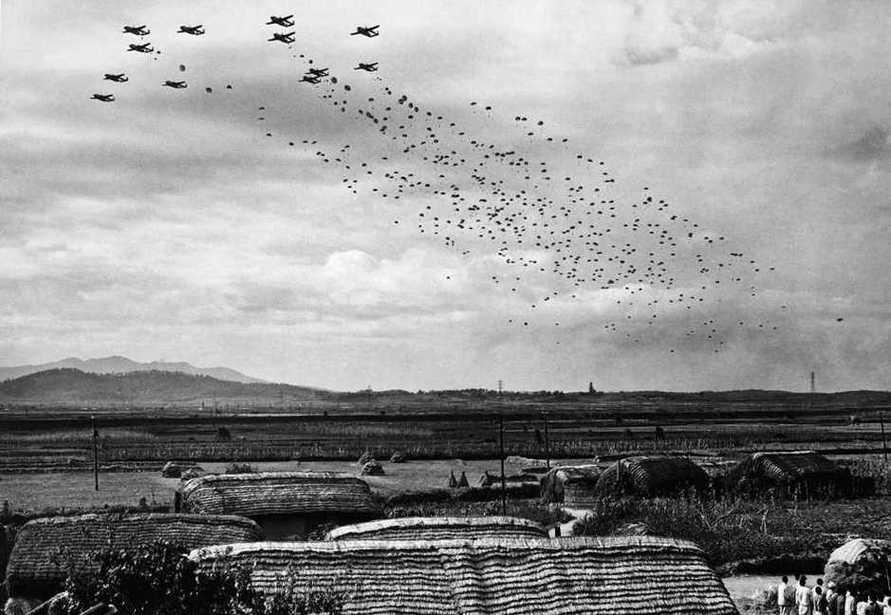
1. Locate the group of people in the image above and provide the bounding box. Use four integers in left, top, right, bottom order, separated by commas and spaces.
776, 576, 891, 615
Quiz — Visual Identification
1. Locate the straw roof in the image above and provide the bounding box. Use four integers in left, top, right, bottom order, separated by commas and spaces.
828, 538, 891, 565
179, 472, 380, 518
5, 513, 261, 598
325, 516, 548, 541
540, 465, 601, 503
730, 451, 845, 483
595, 456, 709, 496
190, 536, 738, 615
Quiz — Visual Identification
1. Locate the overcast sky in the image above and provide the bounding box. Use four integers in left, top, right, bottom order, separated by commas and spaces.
1, 0, 888, 392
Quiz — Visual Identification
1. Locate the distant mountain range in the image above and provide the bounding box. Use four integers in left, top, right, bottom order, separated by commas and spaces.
0, 368, 326, 405
0, 356, 264, 384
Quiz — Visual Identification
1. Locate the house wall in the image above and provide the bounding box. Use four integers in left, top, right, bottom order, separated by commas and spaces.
255, 513, 376, 540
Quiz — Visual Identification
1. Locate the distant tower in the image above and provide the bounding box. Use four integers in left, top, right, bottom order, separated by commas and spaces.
498, 380, 503, 395
810, 371, 816, 394
588, 382, 596, 394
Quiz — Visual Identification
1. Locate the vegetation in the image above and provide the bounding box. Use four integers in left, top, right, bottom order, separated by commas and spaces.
386, 498, 571, 527
58, 541, 346, 615
224, 462, 257, 474
572, 492, 891, 572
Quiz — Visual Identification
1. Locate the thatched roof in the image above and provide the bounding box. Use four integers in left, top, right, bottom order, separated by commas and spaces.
540, 465, 601, 503
190, 536, 738, 615
595, 456, 709, 496
730, 451, 845, 483
179, 472, 380, 518
326, 516, 548, 541
828, 538, 891, 565
5, 513, 261, 598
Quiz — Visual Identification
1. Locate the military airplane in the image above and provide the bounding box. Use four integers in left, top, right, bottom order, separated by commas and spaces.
350, 25, 380, 37
104, 73, 129, 82
162, 80, 187, 88
266, 15, 294, 27
90, 93, 115, 102
300, 74, 321, 84
122, 25, 150, 36
354, 62, 378, 72
127, 42, 154, 53
178, 25, 205, 35
307, 67, 329, 77
268, 31, 295, 44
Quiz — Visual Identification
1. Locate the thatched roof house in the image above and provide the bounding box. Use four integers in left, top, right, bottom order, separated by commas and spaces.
178, 472, 380, 538
540, 465, 601, 504
326, 516, 548, 541
824, 538, 891, 597
5, 513, 261, 599
724, 451, 851, 498
595, 456, 709, 497
190, 536, 738, 614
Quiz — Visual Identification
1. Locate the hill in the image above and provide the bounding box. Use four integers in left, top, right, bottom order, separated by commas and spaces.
0, 356, 264, 384
0, 369, 326, 405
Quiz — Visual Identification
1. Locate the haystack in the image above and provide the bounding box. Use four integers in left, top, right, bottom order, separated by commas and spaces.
725, 451, 851, 498
178, 472, 380, 539
540, 465, 601, 504
389, 451, 407, 463
4, 513, 261, 600
325, 516, 548, 541
595, 456, 709, 497
190, 536, 738, 615
824, 538, 891, 598
360, 460, 384, 476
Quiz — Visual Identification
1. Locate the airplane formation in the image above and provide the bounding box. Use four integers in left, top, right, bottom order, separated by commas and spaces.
87, 15, 835, 353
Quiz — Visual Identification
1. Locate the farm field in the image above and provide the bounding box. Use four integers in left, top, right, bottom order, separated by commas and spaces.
0, 458, 558, 514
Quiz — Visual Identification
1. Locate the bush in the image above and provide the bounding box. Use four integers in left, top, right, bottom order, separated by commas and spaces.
58, 541, 346, 615
61, 541, 258, 615
224, 462, 257, 474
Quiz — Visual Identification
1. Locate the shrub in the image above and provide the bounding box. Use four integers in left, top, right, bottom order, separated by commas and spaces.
61, 541, 258, 615
59, 541, 347, 615
224, 462, 257, 474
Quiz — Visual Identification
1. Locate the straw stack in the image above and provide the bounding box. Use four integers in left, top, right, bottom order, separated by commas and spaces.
190, 536, 738, 615
326, 516, 548, 541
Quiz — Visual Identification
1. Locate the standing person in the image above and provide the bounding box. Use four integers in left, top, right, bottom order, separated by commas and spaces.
798, 576, 814, 615
814, 580, 825, 607
845, 590, 856, 615
863, 594, 881, 615
815, 587, 827, 615
779, 576, 793, 615
826, 584, 840, 615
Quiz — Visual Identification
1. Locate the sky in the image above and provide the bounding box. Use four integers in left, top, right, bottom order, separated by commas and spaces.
1, 0, 889, 392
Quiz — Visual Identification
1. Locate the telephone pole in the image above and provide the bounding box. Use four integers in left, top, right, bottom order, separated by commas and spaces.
91, 415, 99, 491
543, 411, 551, 469
498, 414, 506, 515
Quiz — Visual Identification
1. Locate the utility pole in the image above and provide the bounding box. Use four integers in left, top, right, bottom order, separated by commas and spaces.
91, 415, 99, 491
880, 410, 888, 463
498, 413, 506, 515
543, 412, 551, 469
